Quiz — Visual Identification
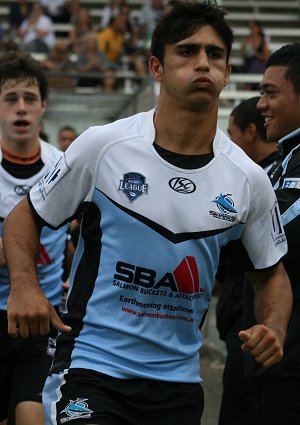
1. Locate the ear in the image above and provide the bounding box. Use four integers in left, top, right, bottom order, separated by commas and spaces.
223, 63, 232, 87
41, 99, 47, 116
149, 56, 163, 82
246, 122, 258, 141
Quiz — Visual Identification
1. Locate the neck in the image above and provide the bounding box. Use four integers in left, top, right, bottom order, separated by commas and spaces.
1, 144, 41, 165
153, 102, 217, 155
253, 141, 278, 164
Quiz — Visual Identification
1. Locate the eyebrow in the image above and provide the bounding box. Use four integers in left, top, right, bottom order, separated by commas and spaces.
176, 42, 225, 53
260, 83, 277, 90
3, 91, 39, 98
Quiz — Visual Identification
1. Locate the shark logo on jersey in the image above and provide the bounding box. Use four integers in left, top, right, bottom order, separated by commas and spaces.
209, 193, 238, 222
60, 399, 93, 423
119, 172, 148, 202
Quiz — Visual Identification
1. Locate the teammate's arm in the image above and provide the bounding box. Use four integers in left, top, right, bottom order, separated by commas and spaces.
239, 262, 292, 368
0, 238, 5, 266
2, 197, 72, 338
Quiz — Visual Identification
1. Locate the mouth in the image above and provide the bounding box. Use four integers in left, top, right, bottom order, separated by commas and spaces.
262, 115, 273, 128
14, 119, 30, 132
193, 77, 211, 89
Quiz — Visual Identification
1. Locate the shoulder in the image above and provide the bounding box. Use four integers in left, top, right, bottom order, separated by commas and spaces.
40, 141, 63, 163
84, 109, 153, 148
215, 129, 269, 184
215, 129, 258, 170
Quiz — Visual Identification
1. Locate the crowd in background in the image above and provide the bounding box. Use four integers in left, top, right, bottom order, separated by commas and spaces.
0, 0, 271, 92
0, 0, 169, 91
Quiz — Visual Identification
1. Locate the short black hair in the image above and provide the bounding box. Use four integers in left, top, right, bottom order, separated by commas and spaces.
230, 96, 267, 140
151, 0, 233, 64
265, 43, 300, 94
59, 126, 77, 134
0, 51, 48, 101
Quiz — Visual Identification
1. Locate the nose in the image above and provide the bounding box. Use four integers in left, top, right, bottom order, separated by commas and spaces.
16, 98, 27, 113
257, 95, 268, 112
194, 49, 210, 71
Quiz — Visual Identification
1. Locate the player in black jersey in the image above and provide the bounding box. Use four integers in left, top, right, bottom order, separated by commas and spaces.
247, 42, 300, 425
216, 96, 281, 425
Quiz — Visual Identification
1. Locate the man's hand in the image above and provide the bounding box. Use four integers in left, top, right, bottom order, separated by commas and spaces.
7, 285, 72, 338
239, 324, 284, 368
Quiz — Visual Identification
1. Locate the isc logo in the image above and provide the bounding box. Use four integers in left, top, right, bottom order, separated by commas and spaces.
114, 257, 204, 294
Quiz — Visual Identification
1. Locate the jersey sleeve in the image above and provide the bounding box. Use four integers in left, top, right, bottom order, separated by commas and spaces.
275, 146, 300, 222
29, 127, 100, 228
241, 166, 287, 270
274, 146, 300, 282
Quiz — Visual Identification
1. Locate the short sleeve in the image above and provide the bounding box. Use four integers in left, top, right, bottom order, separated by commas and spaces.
29, 127, 100, 228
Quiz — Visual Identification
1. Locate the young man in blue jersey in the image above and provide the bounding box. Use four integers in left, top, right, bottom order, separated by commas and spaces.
2, 2, 293, 424
0, 52, 70, 425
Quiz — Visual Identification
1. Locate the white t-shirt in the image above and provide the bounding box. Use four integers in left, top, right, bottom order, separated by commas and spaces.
40, 0, 66, 17
20, 14, 55, 49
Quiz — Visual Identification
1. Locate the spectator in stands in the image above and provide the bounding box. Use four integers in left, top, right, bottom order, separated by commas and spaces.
68, 7, 94, 54
76, 31, 116, 91
123, 29, 148, 78
97, 13, 147, 81
40, 0, 79, 23
99, 0, 133, 33
19, 2, 56, 53
97, 13, 128, 66
241, 20, 270, 75
9, 0, 32, 40
41, 40, 77, 89
139, 0, 166, 48
57, 125, 77, 152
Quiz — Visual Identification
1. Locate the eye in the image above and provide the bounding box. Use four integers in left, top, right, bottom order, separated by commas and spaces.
25, 95, 38, 103
4, 95, 17, 103
207, 47, 224, 60
177, 46, 194, 56
260, 88, 276, 97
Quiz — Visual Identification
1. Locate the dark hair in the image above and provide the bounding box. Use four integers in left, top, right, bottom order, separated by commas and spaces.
0, 51, 48, 101
230, 96, 267, 140
151, 0, 233, 64
59, 125, 77, 134
265, 43, 300, 94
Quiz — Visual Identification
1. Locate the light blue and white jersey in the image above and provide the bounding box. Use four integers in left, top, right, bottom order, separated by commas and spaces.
0, 141, 68, 310
29, 109, 287, 383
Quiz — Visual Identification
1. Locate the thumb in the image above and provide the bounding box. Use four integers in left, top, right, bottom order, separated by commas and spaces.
50, 306, 72, 333
238, 329, 252, 342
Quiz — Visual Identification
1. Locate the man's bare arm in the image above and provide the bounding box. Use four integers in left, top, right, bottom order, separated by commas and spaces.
240, 262, 292, 368
3, 197, 71, 337
0, 238, 5, 266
